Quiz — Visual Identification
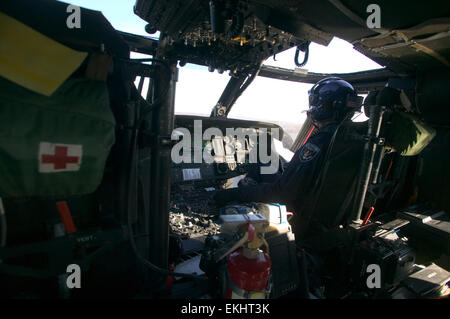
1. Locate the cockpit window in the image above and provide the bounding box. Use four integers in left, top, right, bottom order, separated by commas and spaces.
264, 37, 383, 73
175, 65, 229, 117
227, 78, 311, 142
227, 37, 381, 140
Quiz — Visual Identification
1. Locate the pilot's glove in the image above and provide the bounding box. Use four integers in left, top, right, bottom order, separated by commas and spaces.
238, 176, 258, 188
212, 188, 241, 207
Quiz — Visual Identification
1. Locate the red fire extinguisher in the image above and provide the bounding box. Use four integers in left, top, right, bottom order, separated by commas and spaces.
223, 220, 272, 299
226, 247, 271, 299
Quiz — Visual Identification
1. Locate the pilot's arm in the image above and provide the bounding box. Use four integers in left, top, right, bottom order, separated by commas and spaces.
213, 132, 331, 207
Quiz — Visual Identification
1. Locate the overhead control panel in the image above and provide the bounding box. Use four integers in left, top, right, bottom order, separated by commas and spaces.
134, 0, 332, 74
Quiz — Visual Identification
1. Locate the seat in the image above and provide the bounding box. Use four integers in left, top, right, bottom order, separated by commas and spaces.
297, 86, 437, 241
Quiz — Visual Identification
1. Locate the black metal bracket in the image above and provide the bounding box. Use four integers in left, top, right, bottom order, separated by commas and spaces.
362, 136, 386, 145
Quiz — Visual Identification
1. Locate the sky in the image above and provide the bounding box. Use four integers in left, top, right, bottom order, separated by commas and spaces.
58, 0, 382, 138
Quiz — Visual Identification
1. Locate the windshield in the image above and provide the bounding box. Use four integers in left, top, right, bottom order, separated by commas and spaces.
176, 37, 382, 140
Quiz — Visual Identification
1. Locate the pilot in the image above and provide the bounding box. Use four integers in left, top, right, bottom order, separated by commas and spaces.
213, 77, 362, 236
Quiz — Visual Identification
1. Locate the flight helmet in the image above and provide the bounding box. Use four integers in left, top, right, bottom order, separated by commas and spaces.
307, 77, 362, 124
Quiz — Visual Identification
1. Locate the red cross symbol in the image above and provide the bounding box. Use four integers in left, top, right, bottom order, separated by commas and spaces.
41, 145, 80, 169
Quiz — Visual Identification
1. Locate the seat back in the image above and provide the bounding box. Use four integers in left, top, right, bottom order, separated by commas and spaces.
296, 120, 367, 238
314, 121, 367, 226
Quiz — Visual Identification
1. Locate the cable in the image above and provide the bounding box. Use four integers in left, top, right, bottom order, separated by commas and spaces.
0, 198, 6, 248
294, 41, 311, 68
125, 104, 208, 281
127, 219, 208, 280
302, 126, 316, 147
117, 56, 208, 281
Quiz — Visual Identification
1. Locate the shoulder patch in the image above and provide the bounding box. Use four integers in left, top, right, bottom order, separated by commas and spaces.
299, 142, 320, 162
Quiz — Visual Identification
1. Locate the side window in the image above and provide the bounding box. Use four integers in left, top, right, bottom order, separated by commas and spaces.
175, 65, 229, 116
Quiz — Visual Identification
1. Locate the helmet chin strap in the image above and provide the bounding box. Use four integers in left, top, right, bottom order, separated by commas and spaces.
310, 110, 351, 129
307, 109, 334, 128
313, 118, 336, 128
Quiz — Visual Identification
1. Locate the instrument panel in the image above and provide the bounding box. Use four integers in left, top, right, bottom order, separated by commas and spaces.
171, 115, 282, 182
